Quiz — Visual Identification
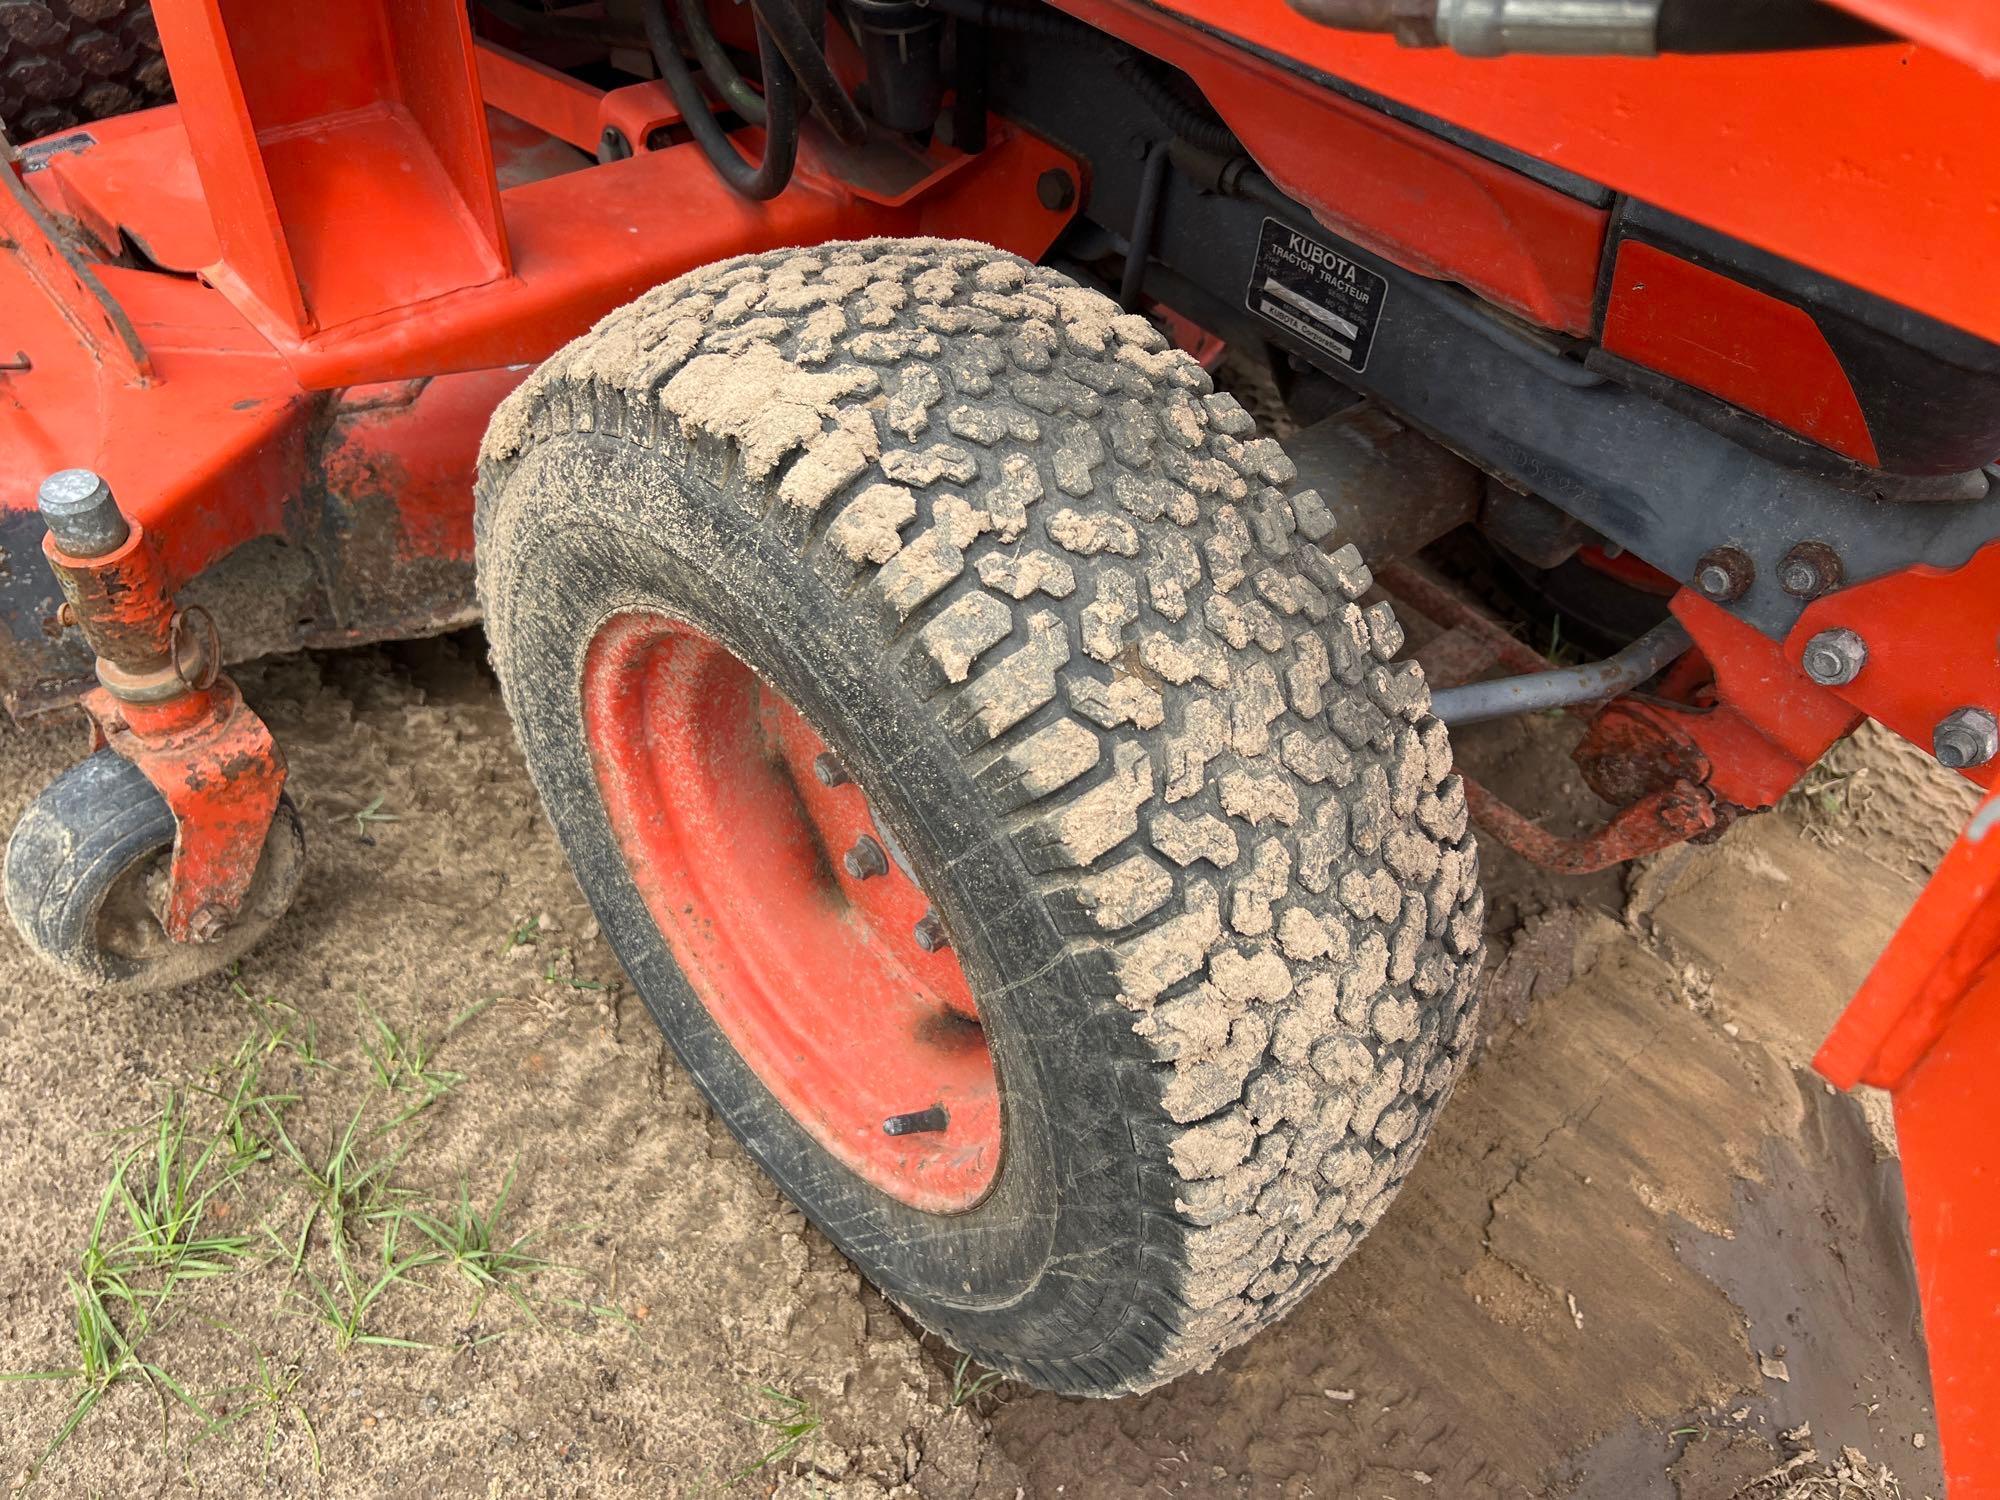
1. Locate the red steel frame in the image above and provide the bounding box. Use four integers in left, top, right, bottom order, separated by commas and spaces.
1, 0, 1997, 1488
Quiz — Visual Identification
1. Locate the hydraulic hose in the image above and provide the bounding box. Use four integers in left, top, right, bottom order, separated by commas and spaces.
678, 0, 767, 123
645, 0, 800, 200
751, 0, 870, 144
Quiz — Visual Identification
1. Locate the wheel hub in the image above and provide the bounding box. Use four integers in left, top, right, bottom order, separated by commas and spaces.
579, 609, 1000, 1212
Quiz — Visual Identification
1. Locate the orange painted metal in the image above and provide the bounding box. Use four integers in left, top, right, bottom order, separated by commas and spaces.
1462, 774, 1717, 875
0, 112, 1078, 593
1113, 0, 2000, 341
1786, 541, 2000, 795
1667, 592, 1863, 809
1827, 0, 2000, 75
41, 516, 284, 941
582, 611, 999, 1211
475, 40, 605, 153
1817, 791, 2000, 1494
84, 677, 287, 942
1601, 242, 1880, 466
1058, 0, 1609, 334
151, 0, 509, 339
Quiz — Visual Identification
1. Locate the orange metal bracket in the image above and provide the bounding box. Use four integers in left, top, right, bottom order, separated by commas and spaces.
44, 517, 285, 941
1818, 792, 2000, 1498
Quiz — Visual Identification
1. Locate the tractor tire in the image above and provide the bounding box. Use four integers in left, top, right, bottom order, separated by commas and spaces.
474, 239, 1484, 1396
5, 748, 305, 991
0, 0, 168, 142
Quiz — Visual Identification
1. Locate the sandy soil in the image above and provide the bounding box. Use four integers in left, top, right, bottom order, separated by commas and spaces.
0, 620, 1973, 1499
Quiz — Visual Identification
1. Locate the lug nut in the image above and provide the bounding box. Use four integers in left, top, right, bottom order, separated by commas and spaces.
812, 752, 850, 788
1801, 628, 1867, 687
1933, 708, 1999, 770
38, 468, 130, 557
1778, 541, 1842, 600
913, 909, 950, 953
843, 835, 889, 880
1693, 546, 1754, 603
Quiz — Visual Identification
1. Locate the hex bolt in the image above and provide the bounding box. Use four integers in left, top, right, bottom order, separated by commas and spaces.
1801, 628, 1867, 687
1693, 546, 1754, 603
913, 909, 950, 953
812, 752, 850, 788
1933, 708, 2000, 770
1778, 541, 1843, 600
38, 469, 130, 557
843, 835, 889, 880
1035, 167, 1076, 212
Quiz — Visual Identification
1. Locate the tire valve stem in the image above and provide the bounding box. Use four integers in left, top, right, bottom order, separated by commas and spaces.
883, 1105, 949, 1137
913, 909, 950, 953
843, 835, 889, 880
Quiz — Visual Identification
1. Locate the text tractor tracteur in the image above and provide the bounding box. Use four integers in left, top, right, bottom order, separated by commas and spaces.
0, 0, 1995, 1480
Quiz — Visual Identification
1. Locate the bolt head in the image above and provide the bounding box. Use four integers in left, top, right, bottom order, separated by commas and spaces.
913, 910, 949, 953
1934, 708, 1999, 770
1801, 628, 1867, 687
1778, 542, 1842, 601
1035, 168, 1076, 212
843, 835, 888, 880
1693, 547, 1754, 603
812, 752, 850, 788
37, 468, 130, 557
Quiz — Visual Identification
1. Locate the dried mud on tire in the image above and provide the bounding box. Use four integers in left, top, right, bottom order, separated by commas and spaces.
475, 238, 1484, 1395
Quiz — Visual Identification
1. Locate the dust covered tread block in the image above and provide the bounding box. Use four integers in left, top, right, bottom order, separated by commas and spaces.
474, 239, 1484, 1397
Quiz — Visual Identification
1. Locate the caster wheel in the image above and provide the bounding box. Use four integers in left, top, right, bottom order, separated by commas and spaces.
5, 748, 306, 992
476, 240, 1484, 1396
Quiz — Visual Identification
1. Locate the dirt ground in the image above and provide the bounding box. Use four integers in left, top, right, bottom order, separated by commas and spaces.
0, 618, 1972, 1499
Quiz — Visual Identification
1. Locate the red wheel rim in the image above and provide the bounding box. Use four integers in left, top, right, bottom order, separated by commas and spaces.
580, 610, 999, 1212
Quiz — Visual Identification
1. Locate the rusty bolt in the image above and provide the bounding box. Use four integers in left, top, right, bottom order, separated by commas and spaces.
1035, 168, 1076, 212
187, 903, 231, 943
38, 468, 130, 557
812, 752, 850, 788
1933, 708, 1999, 770
1778, 541, 1843, 600
843, 835, 889, 880
913, 909, 950, 953
1801, 628, 1867, 687
1693, 546, 1754, 603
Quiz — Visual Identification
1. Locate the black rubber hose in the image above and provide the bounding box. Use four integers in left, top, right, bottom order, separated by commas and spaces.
752, 0, 871, 143
645, 0, 800, 200
1115, 55, 1237, 152
678, 0, 767, 123
1118, 140, 1171, 311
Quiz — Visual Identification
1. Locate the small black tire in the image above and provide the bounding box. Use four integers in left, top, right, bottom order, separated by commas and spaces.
475, 239, 1484, 1396
4, 748, 305, 991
